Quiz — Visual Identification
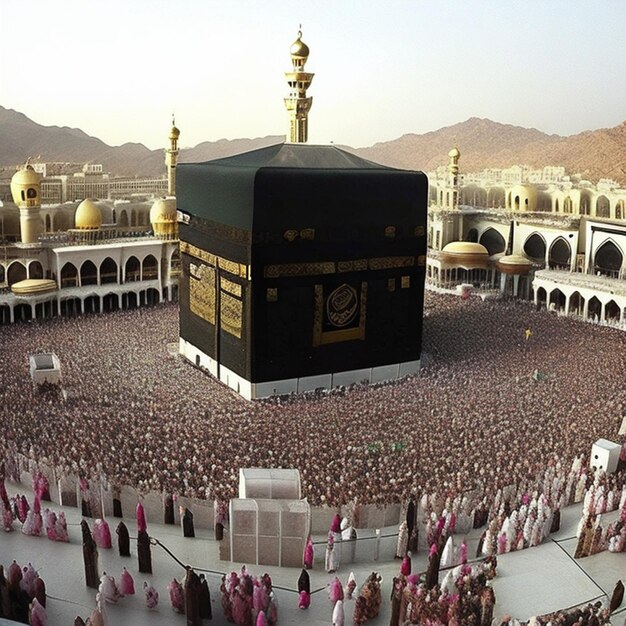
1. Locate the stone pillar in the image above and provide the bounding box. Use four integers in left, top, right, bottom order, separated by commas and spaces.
19, 207, 43, 244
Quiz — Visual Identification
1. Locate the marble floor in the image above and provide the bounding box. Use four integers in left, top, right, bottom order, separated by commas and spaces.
0, 481, 624, 625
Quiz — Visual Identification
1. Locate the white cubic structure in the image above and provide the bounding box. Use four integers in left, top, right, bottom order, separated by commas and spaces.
238, 468, 301, 500
229, 498, 310, 567
29, 353, 61, 386
590, 439, 622, 474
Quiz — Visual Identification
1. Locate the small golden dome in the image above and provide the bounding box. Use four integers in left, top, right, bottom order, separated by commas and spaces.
442, 241, 488, 255
290, 30, 310, 58
498, 254, 531, 266
448, 146, 460, 159
74, 199, 102, 230
11, 164, 41, 187
169, 125, 180, 140
441, 241, 490, 269
497, 254, 532, 275
150, 197, 177, 225
11, 279, 57, 295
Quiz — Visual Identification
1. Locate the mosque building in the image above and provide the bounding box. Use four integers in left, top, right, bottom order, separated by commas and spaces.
177, 30, 429, 400
0, 122, 181, 324
427, 147, 626, 325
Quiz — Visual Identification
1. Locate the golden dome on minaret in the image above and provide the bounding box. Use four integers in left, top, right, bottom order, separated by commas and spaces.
290, 30, 310, 59
448, 144, 460, 175
11, 163, 41, 188
169, 119, 180, 140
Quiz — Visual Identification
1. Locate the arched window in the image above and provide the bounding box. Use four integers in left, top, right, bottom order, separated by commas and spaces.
536, 287, 547, 307
523, 233, 546, 264
466, 228, 478, 243
563, 197, 573, 214
60, 262, 78, 288
606, 300, 620, 322
80, 260, 98, 286
479, 228, 506, 255
580, 194, 590, 215
596, 195, 610, 218
548, 238, 571, 270
125, 256, 140, 282
7, 262, 27, 286
594, 240, 623, 277
28, 261, 44, 280
142, 255, 158, 280
588, 296, 602, 320
100, 257, 118, 284
569, 291, 584, 316
549, 289, 565, 310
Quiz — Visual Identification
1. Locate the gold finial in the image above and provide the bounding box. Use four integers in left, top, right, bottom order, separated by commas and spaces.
172, 113, 176, 127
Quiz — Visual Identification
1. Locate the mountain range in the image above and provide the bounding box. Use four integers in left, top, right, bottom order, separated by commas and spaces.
1, 105, 625, 185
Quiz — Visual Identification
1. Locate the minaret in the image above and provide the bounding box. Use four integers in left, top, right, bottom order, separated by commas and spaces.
284, 29, 314, 143
10, 161, 43, 244
166, 116, 180, 195
446, 146, 461, 209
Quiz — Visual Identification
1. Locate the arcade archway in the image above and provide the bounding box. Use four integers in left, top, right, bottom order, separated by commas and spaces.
549, 289, 566, 311
479, 228, 506, 255
548, 238, 571, 270
588, 296, 602, 321
524, 234, 546, 264
80, 260, 98, 286
594, 240, 622, 278
100, 257, 118, 284
7, 262, 27, 286
61, 263, 78, 288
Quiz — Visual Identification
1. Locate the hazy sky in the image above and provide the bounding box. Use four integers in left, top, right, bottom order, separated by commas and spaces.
1, 0, 625, 150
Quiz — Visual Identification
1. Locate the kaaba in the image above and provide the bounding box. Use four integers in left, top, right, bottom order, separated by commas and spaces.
177, 142, 428, 399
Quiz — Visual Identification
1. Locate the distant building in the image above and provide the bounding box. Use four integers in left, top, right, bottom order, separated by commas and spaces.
0, 123, 181, 324
1, 163, 169, 205
426, 147, 626, 326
